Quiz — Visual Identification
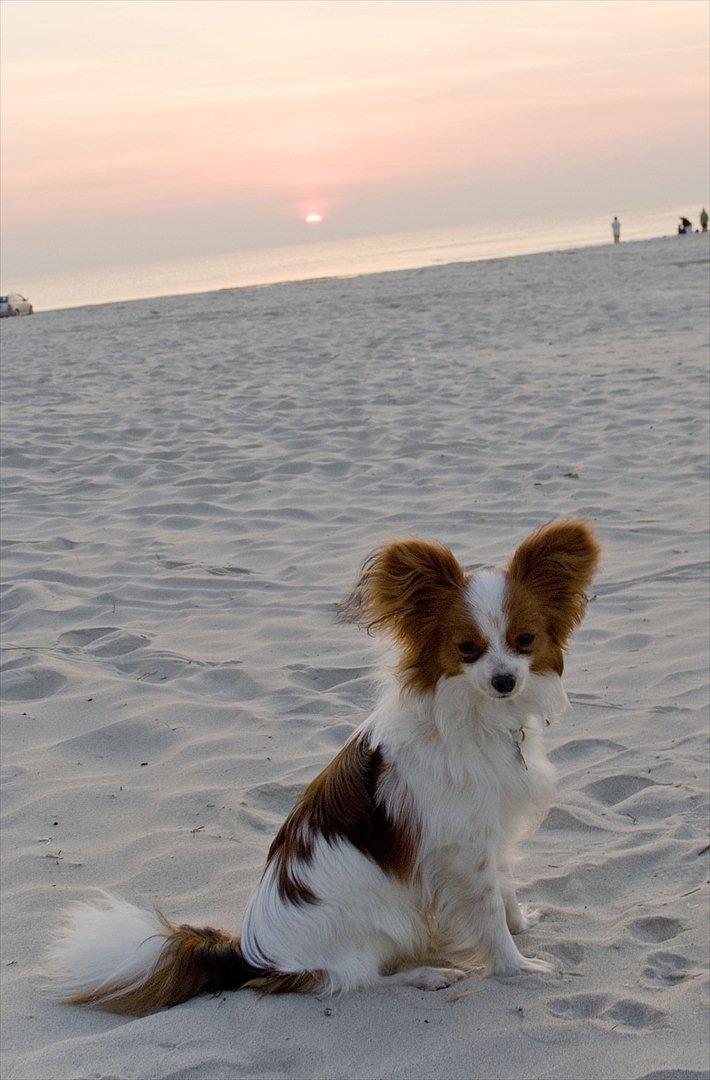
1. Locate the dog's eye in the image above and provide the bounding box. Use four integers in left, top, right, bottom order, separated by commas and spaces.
515, 632, 535, 651
458, 641, 485, 663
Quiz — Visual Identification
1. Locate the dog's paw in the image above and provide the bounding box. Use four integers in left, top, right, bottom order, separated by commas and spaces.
493, 954, 555, 977
508, 905, 542, 934
402, 966, 468, 991
519, 955, 555, 975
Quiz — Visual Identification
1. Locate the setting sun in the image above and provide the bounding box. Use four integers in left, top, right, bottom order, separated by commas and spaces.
304, 213, 323, 224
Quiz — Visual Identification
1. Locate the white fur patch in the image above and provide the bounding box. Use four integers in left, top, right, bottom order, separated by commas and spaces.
44, 891, 168, 1001
465, 569, 507, 638
464, 570, 530, 699
241, 836, 428, 994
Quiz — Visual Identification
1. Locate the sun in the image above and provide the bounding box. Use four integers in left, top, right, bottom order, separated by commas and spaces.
304, 212, 323, 225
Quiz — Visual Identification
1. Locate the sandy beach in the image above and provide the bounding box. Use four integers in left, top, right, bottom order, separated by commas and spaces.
1, 234, 708, 1080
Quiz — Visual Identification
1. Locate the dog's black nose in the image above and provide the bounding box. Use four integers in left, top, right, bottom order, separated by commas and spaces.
491, 673, 516, 695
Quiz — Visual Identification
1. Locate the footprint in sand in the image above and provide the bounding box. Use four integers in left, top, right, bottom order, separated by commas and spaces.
548, 992, 611, 1020
613, 633, 653, 651
627, 916, 684, 943
1, 666, 67, 701
89, 632, 151, 657
583, 774, 658, 806
243, 780, 305, 819
191, 665, 265, 702
643, 951, 702, 984
601, 998, 666, 1033
547, 940, 586, 966
549, 738, 626, 765
60, 627, 152, 658
55, 715, 181, 762
548, 993, 666, 1032
0, 582, 52, 612
541, 805, 610, 833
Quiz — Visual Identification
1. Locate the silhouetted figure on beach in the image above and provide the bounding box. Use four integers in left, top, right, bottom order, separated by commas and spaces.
678, 216, 693, 235
611, 216, 621, 243
701, 208, 708, 232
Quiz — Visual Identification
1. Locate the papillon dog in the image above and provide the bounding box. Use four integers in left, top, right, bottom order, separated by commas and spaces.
46, 518, 599, 1014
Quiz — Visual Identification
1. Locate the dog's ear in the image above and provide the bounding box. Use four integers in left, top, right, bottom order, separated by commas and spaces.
508, 519, 600, 647
338, 538, 466, 640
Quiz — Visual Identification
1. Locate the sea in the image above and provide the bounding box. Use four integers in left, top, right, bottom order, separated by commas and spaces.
4, 202, 702, 313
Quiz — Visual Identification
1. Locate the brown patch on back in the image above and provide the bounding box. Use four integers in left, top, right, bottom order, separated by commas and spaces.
68, 920, 260, 1016
266, 734, 419, 904
339, 538, 478, 692
507, 519, 600, 663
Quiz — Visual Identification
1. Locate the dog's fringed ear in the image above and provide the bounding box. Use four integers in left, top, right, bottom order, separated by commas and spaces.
338, 538, 466, 639
508, 519, 600, 647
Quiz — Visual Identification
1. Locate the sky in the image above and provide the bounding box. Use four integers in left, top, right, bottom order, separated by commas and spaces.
1, 0, 709, 280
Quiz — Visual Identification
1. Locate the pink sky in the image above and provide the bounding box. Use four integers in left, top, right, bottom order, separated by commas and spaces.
2, 0, 708, 278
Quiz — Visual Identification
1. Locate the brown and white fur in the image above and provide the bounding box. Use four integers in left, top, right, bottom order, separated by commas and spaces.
46, 519, 600, 1013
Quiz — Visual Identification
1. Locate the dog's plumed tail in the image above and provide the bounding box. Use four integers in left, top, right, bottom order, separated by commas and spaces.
44, 891, 261, 1015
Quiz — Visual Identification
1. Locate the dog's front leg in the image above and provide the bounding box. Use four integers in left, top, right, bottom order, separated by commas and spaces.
503, 886, 542, 935
444, 851, 553, 976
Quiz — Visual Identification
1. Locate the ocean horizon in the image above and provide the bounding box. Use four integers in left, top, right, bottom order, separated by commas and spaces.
2, 200, 704, 313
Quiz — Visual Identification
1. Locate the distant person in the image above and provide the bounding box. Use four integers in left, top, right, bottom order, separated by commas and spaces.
678, 216, 692, 235
611, 216, 621, 243
701, 208, 708, 232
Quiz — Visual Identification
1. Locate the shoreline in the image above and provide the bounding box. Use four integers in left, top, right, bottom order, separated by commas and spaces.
4, 218, 702, 316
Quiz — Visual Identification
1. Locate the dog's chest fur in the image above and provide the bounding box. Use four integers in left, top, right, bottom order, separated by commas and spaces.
369, 674, 560, 862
